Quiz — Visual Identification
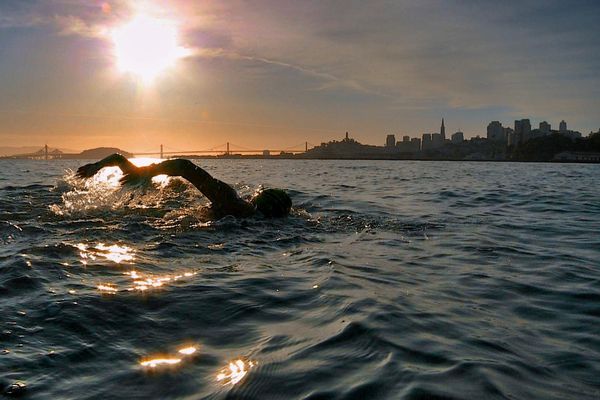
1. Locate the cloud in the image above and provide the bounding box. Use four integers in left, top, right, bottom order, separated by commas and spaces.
165, 0, 600, 120
53, 15, 103, 37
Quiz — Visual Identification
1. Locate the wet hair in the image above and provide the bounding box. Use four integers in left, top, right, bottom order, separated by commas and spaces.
251, 188, 292, 217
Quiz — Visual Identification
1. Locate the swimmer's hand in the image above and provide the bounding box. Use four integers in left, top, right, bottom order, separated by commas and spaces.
76, 162, 101, 178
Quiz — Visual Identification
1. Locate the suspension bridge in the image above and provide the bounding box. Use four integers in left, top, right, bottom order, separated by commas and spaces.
133, 142, 317, 158
6, 142, 319, 160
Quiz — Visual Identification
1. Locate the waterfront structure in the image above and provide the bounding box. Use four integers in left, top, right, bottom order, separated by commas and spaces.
487, 121, 504, 142
554, 151, 600, 162
451, 131, 464, 143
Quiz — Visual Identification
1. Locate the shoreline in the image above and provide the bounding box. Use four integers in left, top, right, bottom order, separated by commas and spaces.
1, 155, 599, 164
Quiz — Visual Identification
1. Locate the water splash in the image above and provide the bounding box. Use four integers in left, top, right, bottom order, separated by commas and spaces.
49, 167, 208, 219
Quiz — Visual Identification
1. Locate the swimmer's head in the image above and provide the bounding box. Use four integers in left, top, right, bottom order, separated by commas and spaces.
251, 188, 292, 218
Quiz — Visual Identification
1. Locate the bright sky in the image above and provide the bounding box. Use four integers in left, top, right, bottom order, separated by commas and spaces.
0, 0, 599, 152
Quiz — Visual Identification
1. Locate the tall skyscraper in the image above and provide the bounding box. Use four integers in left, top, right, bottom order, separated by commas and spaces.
522, 119, 531, 139
440, 118, 446, 141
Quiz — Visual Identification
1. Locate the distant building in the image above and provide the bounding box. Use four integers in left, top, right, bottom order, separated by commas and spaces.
539, 121, 551, 135
421, 133, 432, 151
396, 135, 420, 153
487, 121, 504, 142
507, 131, 515, 146
451, 131, 464, 143
503, 127, 513, 142
440, 118, 446, 141
559, 120, 567, 133
514, 119, 531, 144
411, 138, 421, 152
307, 132, 385, 158
553, 120, 582, 141
431, 133, 443, 148
385, 134, 396, 147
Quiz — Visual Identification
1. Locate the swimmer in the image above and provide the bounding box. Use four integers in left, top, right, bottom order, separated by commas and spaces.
76, 154, 292, 218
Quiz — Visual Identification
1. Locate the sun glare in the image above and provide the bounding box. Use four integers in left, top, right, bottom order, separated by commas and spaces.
111, 15, 189, 83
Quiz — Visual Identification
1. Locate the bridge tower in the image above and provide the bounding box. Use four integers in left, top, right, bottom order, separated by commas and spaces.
160, 144, 163, 159
45, 144, 49, 160
226, 142, 230, 156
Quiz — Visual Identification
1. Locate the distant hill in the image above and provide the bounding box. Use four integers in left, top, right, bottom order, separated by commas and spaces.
0, 146, 76, 156
73, 147, 133, 159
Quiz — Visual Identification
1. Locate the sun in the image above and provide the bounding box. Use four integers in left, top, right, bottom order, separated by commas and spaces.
111, 15, 189, 83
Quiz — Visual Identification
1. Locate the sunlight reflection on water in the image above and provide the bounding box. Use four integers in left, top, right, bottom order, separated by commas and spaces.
96, 270, 197, 294
140, 358, 181, 368
127, 270, 198, 292
77, 243, 135, 264
178, 346, 197, 355
140, 345, 199, 370
216, 359, 256, 386
97, 284, 118, 294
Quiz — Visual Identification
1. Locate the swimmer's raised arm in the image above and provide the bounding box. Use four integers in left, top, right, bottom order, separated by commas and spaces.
78, 155, 241, 207
76, 153, 138, 178
121, 159, 249, 213
76, 155, 291, 218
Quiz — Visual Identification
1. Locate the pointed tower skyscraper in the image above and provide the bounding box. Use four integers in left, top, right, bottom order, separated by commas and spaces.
440, 118, 446, 141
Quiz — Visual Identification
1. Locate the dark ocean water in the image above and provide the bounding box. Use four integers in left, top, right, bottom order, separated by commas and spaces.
1, 159, 599, 400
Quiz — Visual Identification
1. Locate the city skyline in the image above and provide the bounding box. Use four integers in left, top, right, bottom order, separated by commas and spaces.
1, 1, 599, 152
0, 114, 594, 156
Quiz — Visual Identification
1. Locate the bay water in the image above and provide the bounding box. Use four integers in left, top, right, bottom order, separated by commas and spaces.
1, 159, 599, 399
